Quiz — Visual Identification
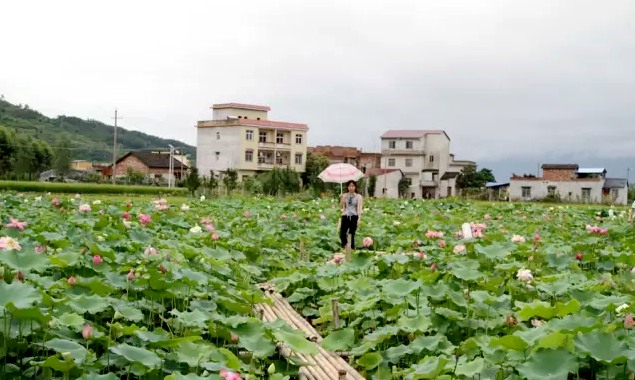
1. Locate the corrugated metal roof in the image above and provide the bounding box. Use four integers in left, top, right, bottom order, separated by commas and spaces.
486, 182, 510, 188
603, 178, 628, 189
577, 168, 606, 174
380, 130, 450, 140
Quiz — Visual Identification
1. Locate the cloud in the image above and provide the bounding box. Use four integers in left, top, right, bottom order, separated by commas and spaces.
1, 0, 635, 164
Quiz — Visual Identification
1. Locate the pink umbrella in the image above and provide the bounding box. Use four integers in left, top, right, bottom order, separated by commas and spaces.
318, 163, 364, 193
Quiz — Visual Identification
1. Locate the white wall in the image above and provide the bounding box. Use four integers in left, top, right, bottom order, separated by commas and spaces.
212, 108, 268, 120
509, 179, 605, 203
373, 171, 402, 199
196, 127, 241, 176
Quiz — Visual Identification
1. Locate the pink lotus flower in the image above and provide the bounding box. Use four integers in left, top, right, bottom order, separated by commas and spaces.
127, 270, 135, 281
586, 225, 608, 235
78, 204, 91, 213
484, 214, 491, 220
511, 235, 526, 243
139, 213, 151, 225
92, 255, 103, 265
244, 211, 251, 218
362, 237, 373, 247
280, 214, 288, 219
220, 369, 242, 380
533, 233, 541, 242
5, 217, 27, 231
625, 314, 634, 329
52, 198, 61, 206
455, 231, 464, 239
67, 276, 77, 285
211, 232, 220, 240
430, 263, 437, 271
35, 244, 47, 254
82, 324, 92, 339
125, 201, 133, 208
144, 246, 158, 257
122, 212, 131, 220
453, 244, 466, 254
425, 230, 444, 239
438, 240, 446, 248
200, 217, 212, 224
153, 198, 169, 211
473, 230, 484, 238
205, 223, 215, 232
516, 268, 533, 282
230, 332, 239, 342
417, 251, 426, 260
334, 256, 343, 264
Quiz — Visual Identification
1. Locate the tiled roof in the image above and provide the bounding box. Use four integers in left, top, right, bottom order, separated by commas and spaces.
212, 103, 271, 111
118, 151, 189, 170
309, 145, 360, 158
577, 168, 606, 174
380, 130, 449, 140
366, 168, 401, 176
603, 178, 628, 189
542, 164, 578, 170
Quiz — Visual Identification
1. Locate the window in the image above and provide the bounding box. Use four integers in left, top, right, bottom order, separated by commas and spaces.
581, 188, 591, 202
257, 117, 261, 120
276, 133, 284, 144
258, 154, 266, 164
246, 130, 253, 141
244, 116, 248, 119
547, 186, 556, 197
259, 131, 267, 143
447, 186, 452, 196
216, 132, 220, 140
406, 141, 413, 149
521, 186, 531, 198
429, 155, 434, 162
295, 153, 303, 165
388, 158, 395, 167
389, 141, 396, 149
215, 151, 220, 161
295, 134, 303, 144
405, 158, 413, 167
245, 150, 253, 162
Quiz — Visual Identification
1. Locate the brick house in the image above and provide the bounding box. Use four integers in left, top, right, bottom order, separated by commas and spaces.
509, 163, 628, 204
108, 151, 188, 182
308, 145, 381, 173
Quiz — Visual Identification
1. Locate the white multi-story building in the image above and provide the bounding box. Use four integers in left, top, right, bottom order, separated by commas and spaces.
379, 130, 475, 198
196, 103, 308, 181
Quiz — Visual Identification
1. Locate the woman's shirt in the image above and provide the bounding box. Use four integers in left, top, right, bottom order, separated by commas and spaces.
342, 193, 362, 216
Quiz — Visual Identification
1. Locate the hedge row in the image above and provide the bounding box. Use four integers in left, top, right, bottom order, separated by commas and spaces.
0, 181, 188, 195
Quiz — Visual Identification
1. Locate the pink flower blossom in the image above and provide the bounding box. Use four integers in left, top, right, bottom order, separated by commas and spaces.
35, 244, 47, 254
244, 210, 251, 218
516, 269, 533, 282
144, 246, 158, 257
52, 198, 61, 206
473, 230, 484, 238
230, 332, 239, 342
220, 369, 242, 380
139, 213, 152, 225
122, 212, 131, 220
280, 214, 288, 219
453, 244, 466, 254
125, 201, 133, 208
200, 218, 212, 225
586, 225, 608, 235
625, 314, 634, 329
153, 198, 169, 211
5, 217, 27, 231
430, 263, 437, 271
362, 237, 373, 247
417, 251, 426, 260
127, 270, 135, 281
0, 236, 21, 251
533, 233, 541, 242
455, 231, 463, 239
78, 204, 91, 213
211, 232, 220, 240
425, 230, 444, 239
82, 324, 92, 339
438, 240, 446, 248
92, 255, 103, 265
511, 235, 526, 243
67, 276, 77, 285
205, 223, 215, 232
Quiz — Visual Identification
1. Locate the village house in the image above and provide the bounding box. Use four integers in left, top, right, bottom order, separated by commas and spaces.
509, 164, 628, 205
366, 168, 404, 198
379, 130, 475, 198
107, 150, 188, 183
308, 145, 382, 173
196, 103, 308, 181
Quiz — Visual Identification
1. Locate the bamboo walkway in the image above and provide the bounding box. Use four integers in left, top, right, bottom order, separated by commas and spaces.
255, 283, 365, 380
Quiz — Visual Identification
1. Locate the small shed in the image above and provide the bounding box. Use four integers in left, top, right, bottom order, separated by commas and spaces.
486, 182, 510, 201
602, 178, 628, 205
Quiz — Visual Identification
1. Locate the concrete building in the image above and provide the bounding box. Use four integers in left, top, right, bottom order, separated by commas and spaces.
308, 145, 381, 173
196, 103, 308, 181
71, 160, 93, 171
110, 151, 188, 182
366, 168, 403, 199
509, 164, 628, 205
379, 130, 475, 198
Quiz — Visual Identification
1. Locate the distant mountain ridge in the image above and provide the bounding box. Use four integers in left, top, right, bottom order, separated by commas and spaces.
0, 98, 195, 162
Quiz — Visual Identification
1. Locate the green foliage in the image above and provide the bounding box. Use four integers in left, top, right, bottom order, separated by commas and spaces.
52, 136, 72, 180
456, 164, 496, 189
0, 98, 195, 162
302, 152, 330, 191
0, 126, 53, 179
0, 180, 187, 195
124, 168, 146, 185
243, 175, 263, 194
259, 167, 301, 196
368, 174, 377, 197
223, 169, 238, 194
183, 166, 201, 196
398, 177, 410, 198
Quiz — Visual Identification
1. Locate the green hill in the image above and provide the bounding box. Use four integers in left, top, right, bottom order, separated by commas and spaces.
0, 98, 196, 163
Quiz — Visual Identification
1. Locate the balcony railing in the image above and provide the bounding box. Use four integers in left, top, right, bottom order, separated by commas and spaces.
258, 142, 292, 150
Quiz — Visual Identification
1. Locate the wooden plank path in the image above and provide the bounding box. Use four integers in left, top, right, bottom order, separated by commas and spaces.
255, 283, 365, 380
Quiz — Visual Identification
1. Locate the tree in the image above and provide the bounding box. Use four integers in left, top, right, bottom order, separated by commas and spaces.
398, 177, 410, 198
223, 169, 238, 195
368, 174, 377, 198
302, 152, 330, 190
184, 166, 201, 196
0, 127, 15, 177
456, 165, 496, 189
53, 137, 72, 181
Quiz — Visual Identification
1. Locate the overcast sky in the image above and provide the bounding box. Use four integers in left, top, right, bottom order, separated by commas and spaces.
2, 0, 635, 174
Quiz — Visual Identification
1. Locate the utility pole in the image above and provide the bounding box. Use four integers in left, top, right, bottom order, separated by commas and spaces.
168, 144, 175, 188
112, 109, 123, 184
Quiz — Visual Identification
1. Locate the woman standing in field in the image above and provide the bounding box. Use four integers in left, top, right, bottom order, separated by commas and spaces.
340, 180, 363, 250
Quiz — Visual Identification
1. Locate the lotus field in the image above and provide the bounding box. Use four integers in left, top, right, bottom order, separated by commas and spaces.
2, 192, 635, 380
